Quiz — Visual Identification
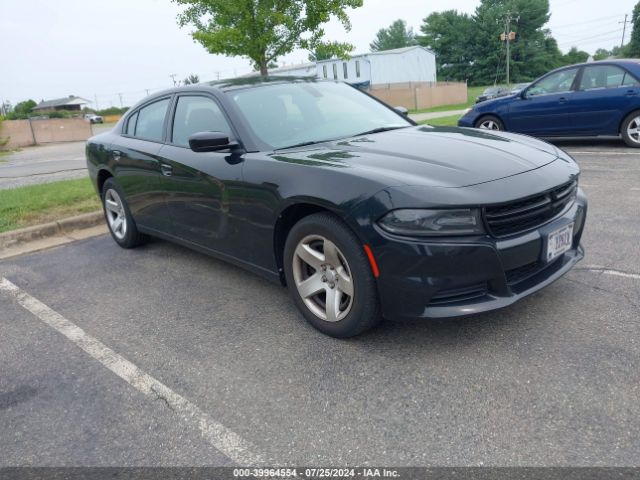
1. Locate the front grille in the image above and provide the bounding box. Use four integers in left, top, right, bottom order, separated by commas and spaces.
484, 181, 577, 237
429, 282, 488, 305
505, 261, 545, 285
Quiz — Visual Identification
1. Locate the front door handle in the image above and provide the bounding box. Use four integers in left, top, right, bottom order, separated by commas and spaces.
558, 97, 568, 104
161, 164, 173, 177
112, 150, 122, 161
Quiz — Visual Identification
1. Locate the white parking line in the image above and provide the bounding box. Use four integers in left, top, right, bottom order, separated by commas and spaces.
579, 266, 640, 280
565, 151, 640, 155
0, 277, 265, 466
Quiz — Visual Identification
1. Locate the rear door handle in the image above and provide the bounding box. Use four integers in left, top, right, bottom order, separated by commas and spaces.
626, 89, 638, 96
161, 164, 173, 177
558, 97, 568, 104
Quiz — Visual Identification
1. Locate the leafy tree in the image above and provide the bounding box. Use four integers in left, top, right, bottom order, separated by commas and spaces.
13, 99, 36, 116
560, 46, 589, 65
183, 74, 201, 85
174, 0, 362, 76
625, 1, 640, 57
593, 46, 623, 60
309, 40, 354, 61
418, 10, 475, 81
470, 0, 559, 86
370, 19, 416, 52
421, 0, 562, 85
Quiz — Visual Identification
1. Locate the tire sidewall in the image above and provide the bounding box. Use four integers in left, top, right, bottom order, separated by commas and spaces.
621, 111, 640, 148
101, 178, 140, 248
475, 115, 504, 131
283, 213, 380, 338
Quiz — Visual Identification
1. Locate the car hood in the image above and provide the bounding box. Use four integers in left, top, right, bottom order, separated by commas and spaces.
271, 126, 563, 188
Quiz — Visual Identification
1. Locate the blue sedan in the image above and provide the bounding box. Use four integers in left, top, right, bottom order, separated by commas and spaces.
458, 60, 640, 147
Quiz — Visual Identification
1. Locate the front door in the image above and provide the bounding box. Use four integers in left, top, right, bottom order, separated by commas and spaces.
508, 67, 580, 135
158, 94, 244, 254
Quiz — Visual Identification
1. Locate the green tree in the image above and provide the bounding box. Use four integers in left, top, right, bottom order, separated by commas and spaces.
560, 46, 589, 65
174, 0, 362, 76
309, 40, 354, 61
183, 74, 200, 85
14, 99, 36, 116
625, 2, 640, 57
418, 10, 475, 81
370, 19, 416, 52
470, 0, 559, 86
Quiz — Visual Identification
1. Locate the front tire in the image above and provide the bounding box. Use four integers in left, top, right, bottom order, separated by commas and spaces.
620, 111, 640, 148
474, 115, 504, 131
283, 213, 382, 338
101, 178, 147, 248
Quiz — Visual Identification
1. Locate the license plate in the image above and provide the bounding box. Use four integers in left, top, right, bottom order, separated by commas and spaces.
546, 223, 574, 262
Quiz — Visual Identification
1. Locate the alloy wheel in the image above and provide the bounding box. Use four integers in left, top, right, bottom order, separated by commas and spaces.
478, 119, 501, 130
292, 234, 354, 322
104, 188, 127, 240
627, 116, 640, 144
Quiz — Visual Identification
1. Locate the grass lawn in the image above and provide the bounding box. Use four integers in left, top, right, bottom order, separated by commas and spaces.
0, 178, 101, 233
410, 85, 487, 114
418, 114, 463, 127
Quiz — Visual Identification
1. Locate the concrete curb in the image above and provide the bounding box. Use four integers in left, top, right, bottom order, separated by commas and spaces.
0, 211, 104, 250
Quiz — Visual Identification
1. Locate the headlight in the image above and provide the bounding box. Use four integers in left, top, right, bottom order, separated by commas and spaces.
378, 209, 484, 236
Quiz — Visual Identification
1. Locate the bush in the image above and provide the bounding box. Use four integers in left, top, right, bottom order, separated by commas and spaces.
97, 106, 129, 116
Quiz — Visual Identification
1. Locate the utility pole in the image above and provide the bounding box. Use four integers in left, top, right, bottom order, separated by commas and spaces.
499, 12, 519, 88
620, 13, 630, 48
169, 73, 178, 86
118, 93, 123, 108
145, 89, 150, 96
94, 94, 99, 111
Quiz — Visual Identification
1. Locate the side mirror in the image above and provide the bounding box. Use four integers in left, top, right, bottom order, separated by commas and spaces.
188, 131, 237, 152
394, 106, 409, 116
520, 90, 528, 99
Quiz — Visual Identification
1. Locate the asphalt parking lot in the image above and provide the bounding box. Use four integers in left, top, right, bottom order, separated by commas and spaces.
1, 139, 639, 466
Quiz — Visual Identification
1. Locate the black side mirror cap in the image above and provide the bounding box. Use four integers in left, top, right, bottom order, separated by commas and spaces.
394, 106, 409, 116
188, 131, 238, 152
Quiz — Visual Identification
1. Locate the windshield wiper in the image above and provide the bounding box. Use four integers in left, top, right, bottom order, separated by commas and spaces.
275, 139, 336, 151
351, 125, 410, 137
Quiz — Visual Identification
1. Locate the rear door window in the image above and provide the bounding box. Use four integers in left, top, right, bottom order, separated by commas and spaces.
134, 98, 170, 142
579, 65, 637, 90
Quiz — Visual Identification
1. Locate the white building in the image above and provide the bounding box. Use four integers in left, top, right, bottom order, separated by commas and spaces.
266, 46, 437, 86
315, 46, 437, 86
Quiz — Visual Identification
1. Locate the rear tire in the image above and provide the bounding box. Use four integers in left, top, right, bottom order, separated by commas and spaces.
474, 115, 504, 131
284, 212, 382, 338
101, 178, 148, 249
620, 111, 640, 148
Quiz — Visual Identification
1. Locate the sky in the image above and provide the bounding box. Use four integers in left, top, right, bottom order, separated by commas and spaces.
1, 0, 637, 109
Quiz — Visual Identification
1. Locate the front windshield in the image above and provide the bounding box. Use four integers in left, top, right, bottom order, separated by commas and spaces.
228, 81, 412, 149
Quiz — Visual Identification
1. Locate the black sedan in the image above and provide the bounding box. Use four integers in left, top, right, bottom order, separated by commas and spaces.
86, 78, 587, 337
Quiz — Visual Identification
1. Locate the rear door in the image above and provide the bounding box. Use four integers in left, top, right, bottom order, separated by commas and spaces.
111, 97, 172, 232
568, 64, 640, 135
507, 67, 579, 135
157, 93, 244, 254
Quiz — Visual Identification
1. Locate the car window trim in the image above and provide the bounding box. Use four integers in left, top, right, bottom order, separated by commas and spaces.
166, 92, 242, 150
577, 64, 632, 91
525, 66, 581, 98
119, 95, 174, 144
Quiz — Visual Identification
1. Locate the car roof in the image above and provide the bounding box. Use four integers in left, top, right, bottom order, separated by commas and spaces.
549, 58, 640, 74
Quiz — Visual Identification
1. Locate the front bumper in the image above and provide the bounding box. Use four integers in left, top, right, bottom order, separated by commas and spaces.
374, 190, 587, 321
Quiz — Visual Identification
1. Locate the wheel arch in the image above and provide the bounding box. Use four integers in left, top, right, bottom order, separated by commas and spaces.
273, 201, 362, 285
619, 108, 640, 134
474, 113, 506, 130
96, 168, 114, 197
